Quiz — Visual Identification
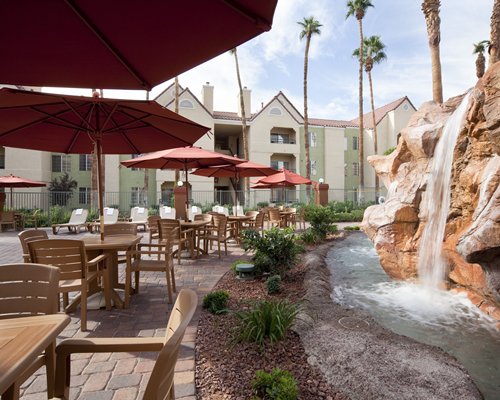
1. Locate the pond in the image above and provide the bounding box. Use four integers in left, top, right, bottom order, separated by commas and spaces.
327, 232, 500, 399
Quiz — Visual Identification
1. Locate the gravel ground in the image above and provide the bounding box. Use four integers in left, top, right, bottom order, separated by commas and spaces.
195, 250, 348, 400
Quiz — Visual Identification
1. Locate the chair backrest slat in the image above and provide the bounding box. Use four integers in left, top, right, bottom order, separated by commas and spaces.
18, 229, 49, 256
28, 240, 87, 279
104, 222, 137, 237
0, 263, 60, 317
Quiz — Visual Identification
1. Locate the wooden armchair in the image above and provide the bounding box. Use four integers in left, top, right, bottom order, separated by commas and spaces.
28, 239, 107, 331
0, 211, 16, 232
147, 215, 161, 245
200, 214, 231, 258
54, 289, 198, 400
268, 208, 282, 228
158, 219, 193, 264
103, 222, 138, 265
124, 227, 176, 307
0, 263, 60, 399
18, 229, 49, 263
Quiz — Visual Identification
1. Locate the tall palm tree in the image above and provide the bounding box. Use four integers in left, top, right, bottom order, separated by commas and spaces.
353, 35, 386, 199
490, 0, 500, 66
229, 47, 249, 201
421, 0, 443, 103
346, 0, 373, 198
473, 40, 490, 78
298, 16, 322, 199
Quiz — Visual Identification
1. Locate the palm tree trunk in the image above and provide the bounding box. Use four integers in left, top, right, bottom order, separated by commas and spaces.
490, 0, 500, 66
303, 34, 311, 200
357, 19, 365, 197
422, 0, 443, 103
430, 44, 443, 103
367, 69, 379, 199
233, 48, 249, 205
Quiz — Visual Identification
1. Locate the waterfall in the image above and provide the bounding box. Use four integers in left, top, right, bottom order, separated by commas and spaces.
417, 92, 472, 289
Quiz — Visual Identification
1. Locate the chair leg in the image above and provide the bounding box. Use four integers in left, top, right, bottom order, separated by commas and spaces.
217, 240, 221, 259
80, 285, 87, 331
165, 268, 173, 304
45, 341, 56, 398
124, 266, 132, 309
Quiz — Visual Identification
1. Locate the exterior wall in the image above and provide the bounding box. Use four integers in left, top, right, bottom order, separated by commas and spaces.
344, 127, 360, 195
4, 147, 51, 185
324, 127, 346, 201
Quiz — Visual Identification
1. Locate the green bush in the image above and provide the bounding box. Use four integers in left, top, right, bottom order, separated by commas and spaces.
344, 225, 361, 230
298, 228, 321, 245
234, 300, 300, 346
384, 146, 396, 155
266, 275, 281, 295
241, 228, 301, 278
303, 205, 337, 239
257, 201, 269, 209
202, 290, 230, 314
251, 368, 298, 400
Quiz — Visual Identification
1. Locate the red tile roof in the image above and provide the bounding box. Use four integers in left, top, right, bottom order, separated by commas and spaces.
308, 118, 357, 128
350, 96, 415, 129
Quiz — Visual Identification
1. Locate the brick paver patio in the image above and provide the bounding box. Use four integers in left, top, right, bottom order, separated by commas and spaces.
0, 227, 249, 399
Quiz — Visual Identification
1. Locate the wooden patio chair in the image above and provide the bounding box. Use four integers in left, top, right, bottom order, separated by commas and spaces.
147, 215, 161, 245
158, 219, 193, 264
103, 222, 138, 265
296, 208, 306, 231
200, 214, 231, 259
52, 208, 88, 234
0, 263, 60, 399
0, 211, 16, 232
243, 211, 265, 235
54, 289, 198, 400
28, 239, 107, 331
18, 229, 49, 262
124, 227, 176, 307
268, 208, 282, 228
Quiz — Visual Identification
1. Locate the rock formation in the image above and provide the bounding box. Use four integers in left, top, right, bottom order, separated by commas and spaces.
362, 62, 500, 320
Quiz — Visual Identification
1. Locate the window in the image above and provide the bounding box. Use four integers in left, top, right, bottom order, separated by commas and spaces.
0, 147, 5, 169
310, 160, 317, 176
352, 162, 359, 176
352, 136, 358, 150
79, 154, 91, 171
79, 187, 91, 204
270, 133, 295, 144
179, 99, 194, 109
52, 154, 71, 173
309, 132, 317, 147
271, 160, 290, 171
131, 187, 145, 205
269, 107, 282, 116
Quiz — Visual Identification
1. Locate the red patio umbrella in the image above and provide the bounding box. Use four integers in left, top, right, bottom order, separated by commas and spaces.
192, 161, 277, 214
121, 147, 245, 219
255, 168, 312, 203
0, 88, 210, 239
0, 1, 278, 91
0, 174, 46, 209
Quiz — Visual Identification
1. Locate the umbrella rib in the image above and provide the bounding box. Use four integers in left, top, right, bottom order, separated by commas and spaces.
220, 0, 272, 30
64, 0, 151, 91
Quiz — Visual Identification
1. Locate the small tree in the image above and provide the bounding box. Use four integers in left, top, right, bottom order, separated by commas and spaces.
48, 172, 77, 206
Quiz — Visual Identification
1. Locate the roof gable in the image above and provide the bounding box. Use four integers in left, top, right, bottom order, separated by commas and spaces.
350, 96, 416, 129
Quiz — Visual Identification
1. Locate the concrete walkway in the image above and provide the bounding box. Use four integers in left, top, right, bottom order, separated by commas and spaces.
0, 227, 249, 400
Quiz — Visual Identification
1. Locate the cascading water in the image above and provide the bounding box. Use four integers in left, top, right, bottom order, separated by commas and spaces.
417, 92, 472, 288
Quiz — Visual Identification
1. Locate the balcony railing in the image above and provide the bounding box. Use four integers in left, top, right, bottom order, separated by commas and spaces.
270, 137, 296, 144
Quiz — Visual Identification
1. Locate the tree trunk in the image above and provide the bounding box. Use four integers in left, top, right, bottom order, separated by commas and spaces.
476, 52, 486, 78
233, 48, 249, 205
357, 18, 365, 197
490, 0, 500, 66
303, 34, 311, 201
367, 67, 379, 199
422, 0, 443, 103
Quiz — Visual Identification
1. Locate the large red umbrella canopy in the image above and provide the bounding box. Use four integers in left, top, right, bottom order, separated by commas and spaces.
192, 161, 277, 214
0, 1, 278, 91
0, 174, 46, 209
256, 168, 312, 186
0, 88, 210, 238
121, 147, 245, 219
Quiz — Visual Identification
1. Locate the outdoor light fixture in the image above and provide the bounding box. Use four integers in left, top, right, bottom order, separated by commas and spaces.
319, 178, 324, 183
177, 180, 184, 187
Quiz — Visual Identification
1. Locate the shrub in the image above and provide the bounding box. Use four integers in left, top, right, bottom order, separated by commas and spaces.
202, 290, 229, 314
298, 228, 321, 245
234, 300, 300, 346
241, 228, 301, 278
344, 225, 361, 230
384, 146, 396, 155
266, 275, 281, 295
257, 201, 269, 209
303, 205, 336, 239
251, 368, 298, 400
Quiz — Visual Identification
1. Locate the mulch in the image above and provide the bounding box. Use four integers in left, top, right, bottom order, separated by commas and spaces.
195, 258, 348, 399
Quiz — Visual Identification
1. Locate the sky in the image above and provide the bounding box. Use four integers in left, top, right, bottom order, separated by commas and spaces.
44, 0, 493, 121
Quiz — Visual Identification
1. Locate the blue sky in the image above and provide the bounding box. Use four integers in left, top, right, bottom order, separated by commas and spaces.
46, 0, 493, 120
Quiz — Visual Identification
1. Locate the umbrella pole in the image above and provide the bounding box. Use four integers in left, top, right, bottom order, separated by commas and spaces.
96, 138, 105, 241
185, 166, 189, 221
10, 187, 13, 210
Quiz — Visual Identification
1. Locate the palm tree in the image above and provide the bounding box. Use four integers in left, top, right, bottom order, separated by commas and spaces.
298, 16, 322, 199
473, 40, 490, 78
353, 35, 387, 200
421, 0, 443, 103
346, 0, 373, 198
229, 47, 249, 201
490, 0, 500, 66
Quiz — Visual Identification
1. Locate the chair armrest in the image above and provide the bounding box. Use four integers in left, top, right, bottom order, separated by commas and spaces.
57, 337, 164, 356
87, 253, 109, 266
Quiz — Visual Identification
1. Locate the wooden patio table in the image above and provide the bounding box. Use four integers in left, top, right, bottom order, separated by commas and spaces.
279, 210, 295, 228
82, 234, 142, 310
0, 314, 70, 400
180, 220, 210, 257
227, 215, 252, 243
